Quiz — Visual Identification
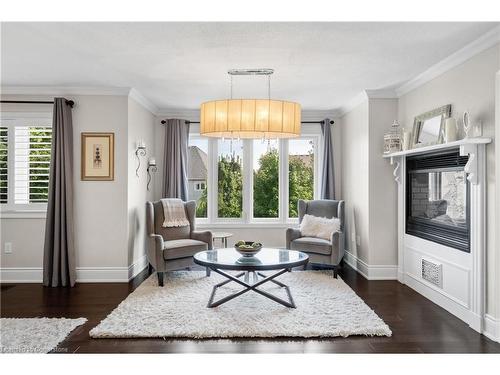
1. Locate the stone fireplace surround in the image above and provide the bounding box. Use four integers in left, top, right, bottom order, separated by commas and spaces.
384, 137, 491, 334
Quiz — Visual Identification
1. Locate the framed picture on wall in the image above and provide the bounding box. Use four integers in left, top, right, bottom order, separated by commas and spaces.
81, 132, 115, 181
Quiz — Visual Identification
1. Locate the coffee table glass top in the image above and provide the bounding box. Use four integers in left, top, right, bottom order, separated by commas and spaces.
193, 248, 308, 271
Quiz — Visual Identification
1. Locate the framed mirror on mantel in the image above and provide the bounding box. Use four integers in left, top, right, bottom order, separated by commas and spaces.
411, 104, 451, 148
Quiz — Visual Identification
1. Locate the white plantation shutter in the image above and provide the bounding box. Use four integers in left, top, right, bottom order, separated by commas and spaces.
0, 126, 7, 204
14, 126, 52, 204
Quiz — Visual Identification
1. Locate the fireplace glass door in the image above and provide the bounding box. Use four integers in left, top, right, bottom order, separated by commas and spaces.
406, 150, 470, 252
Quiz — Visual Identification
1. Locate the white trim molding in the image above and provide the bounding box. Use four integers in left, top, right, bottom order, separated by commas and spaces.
0, 255, 148, 283
395, 25, 500, 97
128, 88, 158, 115
344, 251, 398, 280
338, 89, 398, 117
484, 314, 500, 343
0, 86, 131, 96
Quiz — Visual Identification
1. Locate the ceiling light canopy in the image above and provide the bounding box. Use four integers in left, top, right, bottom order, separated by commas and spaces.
200, 69, 301, 139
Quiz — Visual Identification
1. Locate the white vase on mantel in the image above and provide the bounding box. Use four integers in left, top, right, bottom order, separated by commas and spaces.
444, 117, 458, 143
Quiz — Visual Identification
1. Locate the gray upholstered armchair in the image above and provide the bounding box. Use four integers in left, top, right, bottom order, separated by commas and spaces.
146, 199, 212, 286
286, 199, 345, 278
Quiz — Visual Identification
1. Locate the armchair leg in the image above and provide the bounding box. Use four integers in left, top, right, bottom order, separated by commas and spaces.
206, 267, 211, 277
333, 267, 338, 279
157, 272, 164, 287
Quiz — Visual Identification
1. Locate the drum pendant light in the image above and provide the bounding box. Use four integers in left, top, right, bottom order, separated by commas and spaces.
200, 69, 301, 139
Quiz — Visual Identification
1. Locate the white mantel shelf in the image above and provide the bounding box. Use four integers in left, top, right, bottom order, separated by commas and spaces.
382, 137, 492, 158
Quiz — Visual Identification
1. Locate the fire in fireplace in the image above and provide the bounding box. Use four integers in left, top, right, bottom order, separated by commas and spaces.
406, 149, 470, 252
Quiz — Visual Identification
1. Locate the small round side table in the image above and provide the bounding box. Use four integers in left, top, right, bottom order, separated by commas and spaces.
212, 232, 233, 248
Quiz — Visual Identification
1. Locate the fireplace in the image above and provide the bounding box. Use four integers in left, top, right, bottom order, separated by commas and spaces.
406, 149, 470, 252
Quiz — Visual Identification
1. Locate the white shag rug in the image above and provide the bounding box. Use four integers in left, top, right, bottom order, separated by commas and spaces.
1, 317, 87, 353
90, 271, 391, 339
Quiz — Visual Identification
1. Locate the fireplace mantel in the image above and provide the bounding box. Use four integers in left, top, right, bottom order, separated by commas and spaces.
382, 137, 491, 159
384, 136, 491, 335
385, 137, 491, 185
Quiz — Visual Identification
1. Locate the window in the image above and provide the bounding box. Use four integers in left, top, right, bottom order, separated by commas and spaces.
288, 138, 315, 218
0, 116, 52, 211
195, 182, 206, 191
189, 130, 320, 224
253, 139, 279, 218
217, 139, 243, 219
187, 137, 208, 218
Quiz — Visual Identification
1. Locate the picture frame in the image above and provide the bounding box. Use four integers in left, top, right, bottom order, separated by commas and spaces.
81, 132, 115, 181
411, 104, 451, 148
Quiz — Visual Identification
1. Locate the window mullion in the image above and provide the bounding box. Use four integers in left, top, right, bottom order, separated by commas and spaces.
208, 138, 217, 223
279, 139, 288, 223
315, 136, 321, 199
243, 139, 252, 223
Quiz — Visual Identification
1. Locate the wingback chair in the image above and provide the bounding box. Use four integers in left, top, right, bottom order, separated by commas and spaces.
286, 199, 345, 278
146, 200, 213, 286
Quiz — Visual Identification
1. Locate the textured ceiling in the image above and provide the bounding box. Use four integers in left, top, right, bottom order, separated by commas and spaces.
1, 22, 498, 110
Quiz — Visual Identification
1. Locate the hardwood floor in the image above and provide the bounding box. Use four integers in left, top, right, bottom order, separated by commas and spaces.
1, 264, 499, 353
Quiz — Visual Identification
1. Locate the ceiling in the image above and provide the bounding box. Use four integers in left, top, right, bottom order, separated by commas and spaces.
1, 22, 498, 111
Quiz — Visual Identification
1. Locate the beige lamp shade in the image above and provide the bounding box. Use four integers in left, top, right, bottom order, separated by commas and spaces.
200, 99, 301, 138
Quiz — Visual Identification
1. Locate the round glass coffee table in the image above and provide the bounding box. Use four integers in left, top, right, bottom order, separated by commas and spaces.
193, 248, 308, 308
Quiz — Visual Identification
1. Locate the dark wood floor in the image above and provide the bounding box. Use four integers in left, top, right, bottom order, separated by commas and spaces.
2, 264, 499, 353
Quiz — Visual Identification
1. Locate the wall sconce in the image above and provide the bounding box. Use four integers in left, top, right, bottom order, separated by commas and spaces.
147, 157, 157, 191
135, 139, 146, 177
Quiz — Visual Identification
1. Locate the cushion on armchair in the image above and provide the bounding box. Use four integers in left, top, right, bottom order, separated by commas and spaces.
300, 214, 340, 240
162, 239, 208, 260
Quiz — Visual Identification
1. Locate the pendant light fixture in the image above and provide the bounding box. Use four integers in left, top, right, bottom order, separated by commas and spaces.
200, 69, 301, 139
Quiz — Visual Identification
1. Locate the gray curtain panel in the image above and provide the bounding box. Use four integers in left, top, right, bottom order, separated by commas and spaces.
162, 119, 190, 200
320, 118, 336, 200
43, 98, 76, 287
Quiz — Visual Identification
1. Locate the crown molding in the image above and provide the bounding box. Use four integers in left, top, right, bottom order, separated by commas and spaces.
395, 25, 500, 97
156, 108, 200, 121
128, 88, 158, 115
338, 91, 368, 117
302, 109, 339, 121
365, 89, 398, 99
0, 86, 131, 96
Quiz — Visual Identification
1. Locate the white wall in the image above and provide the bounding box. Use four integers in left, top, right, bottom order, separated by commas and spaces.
368, 99, 398, 266
398, 44, 500, 318
339, 96, 399, 277
1, 93, 154, 281
340, 101, 370, 264
127, 97, 156, 268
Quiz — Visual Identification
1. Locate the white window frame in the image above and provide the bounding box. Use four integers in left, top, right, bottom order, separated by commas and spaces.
0, 112, 53, 216
189, 123, 322, 227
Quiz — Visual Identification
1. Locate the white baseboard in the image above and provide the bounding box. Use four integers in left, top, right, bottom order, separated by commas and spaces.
128, 255, 148, 280
0, 267, 43, 283
344, 251, 398, 280
0, 255, 148, 283
484, 314, 500, 343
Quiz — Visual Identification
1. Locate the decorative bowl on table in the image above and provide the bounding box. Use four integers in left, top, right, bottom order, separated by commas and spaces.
234, 240, 263, 257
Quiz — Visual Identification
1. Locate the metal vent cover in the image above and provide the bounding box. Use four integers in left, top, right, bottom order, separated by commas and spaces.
421, 258, 443, 288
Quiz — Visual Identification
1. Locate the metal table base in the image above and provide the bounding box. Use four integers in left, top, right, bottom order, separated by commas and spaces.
206, 268, 296, 308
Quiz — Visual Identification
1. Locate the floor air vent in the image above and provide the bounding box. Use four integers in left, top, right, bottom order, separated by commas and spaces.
421, 258, 443, 288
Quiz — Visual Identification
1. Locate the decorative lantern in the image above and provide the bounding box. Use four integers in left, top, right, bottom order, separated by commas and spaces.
383, 120, 402, 154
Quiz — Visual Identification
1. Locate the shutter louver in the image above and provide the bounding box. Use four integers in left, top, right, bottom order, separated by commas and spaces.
14, 126, 52, 204
0, 127, 7, 204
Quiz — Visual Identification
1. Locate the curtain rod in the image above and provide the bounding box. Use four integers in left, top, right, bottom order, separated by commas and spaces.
161, 120, 334, 125
0, 100, 75, 108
